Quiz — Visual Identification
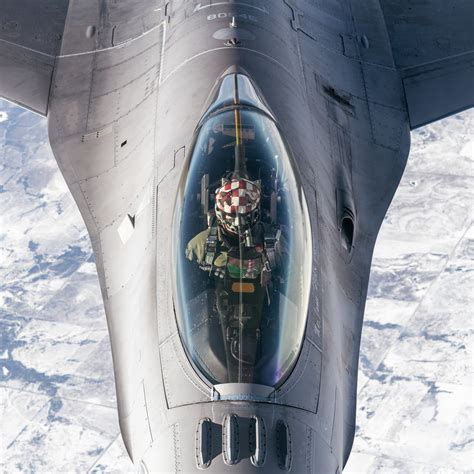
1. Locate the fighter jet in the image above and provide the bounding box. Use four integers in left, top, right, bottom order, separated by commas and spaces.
1, 0, 473, 471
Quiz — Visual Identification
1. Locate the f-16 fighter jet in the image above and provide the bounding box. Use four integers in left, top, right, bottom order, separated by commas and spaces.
1, 0, 473, 471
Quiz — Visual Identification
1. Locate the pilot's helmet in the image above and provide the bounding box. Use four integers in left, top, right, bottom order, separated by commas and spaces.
215, 178, 261, 235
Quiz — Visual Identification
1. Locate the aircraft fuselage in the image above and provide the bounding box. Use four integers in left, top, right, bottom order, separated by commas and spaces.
46, 1, 410, 471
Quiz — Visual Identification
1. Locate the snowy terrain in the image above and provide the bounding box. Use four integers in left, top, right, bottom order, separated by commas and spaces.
0, 98, 472, 472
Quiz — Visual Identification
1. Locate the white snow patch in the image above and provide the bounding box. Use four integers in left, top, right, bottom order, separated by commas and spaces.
460, 139, 474, 160
0, 111, 8, 123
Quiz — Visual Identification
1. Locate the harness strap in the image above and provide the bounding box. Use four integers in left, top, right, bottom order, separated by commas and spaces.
264, 226, 281, 269
204, 222, 219, 268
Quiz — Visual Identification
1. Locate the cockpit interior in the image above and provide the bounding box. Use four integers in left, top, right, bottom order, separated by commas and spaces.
174, 73, 312, 388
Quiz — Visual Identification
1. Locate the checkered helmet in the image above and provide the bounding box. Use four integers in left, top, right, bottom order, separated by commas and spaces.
215, 178, 261, 235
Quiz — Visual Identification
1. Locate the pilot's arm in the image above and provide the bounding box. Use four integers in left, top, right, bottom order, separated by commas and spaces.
185, 229, 210, 265
186, 228, 228, 269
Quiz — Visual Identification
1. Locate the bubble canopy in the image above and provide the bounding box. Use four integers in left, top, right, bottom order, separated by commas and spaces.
173, 75, 312, 388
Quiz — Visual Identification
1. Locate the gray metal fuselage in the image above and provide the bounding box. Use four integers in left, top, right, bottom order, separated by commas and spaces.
46, 1, 410, 471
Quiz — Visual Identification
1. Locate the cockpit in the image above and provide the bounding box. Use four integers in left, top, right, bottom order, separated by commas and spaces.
173, 73, 312, 388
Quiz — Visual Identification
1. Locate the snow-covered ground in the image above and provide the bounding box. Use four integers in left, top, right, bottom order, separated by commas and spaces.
0, 99, 472, 473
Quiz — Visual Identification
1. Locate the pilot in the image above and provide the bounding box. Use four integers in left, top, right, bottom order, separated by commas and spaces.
185, 176, 281, 284
186, 174, 285, 377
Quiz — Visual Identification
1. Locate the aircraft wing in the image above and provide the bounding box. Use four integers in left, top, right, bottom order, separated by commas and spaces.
380, 0, 474, 129
0, 0, 70, 116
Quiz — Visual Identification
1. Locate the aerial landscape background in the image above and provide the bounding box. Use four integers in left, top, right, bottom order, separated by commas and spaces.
0, 98, 472, 472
